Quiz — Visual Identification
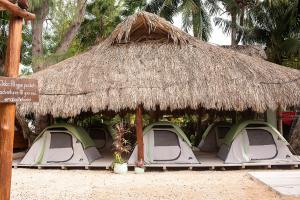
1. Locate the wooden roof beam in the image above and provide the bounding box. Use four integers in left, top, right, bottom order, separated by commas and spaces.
0, 0, 35, 21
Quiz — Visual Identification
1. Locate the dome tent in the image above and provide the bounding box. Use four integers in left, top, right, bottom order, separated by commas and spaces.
217, 121, 299, 164
128, 122, 198, 165
20, 124, 101, 165
198, 122, 232, 152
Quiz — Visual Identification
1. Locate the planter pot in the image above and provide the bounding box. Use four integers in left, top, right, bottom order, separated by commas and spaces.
134, 167, 145, 174
114, 163, 128, 174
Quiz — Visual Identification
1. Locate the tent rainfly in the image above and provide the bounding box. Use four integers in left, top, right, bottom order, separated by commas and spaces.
128, 122, 199, 164
217, 121, 299, 163
20, 124, 101, 165
198, 122, 232, 152
18, 11, 300, 117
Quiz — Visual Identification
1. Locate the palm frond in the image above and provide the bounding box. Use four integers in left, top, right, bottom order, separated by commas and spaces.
214, 17, 232, 35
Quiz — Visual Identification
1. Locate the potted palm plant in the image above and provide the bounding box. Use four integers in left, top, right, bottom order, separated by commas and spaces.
112, 122, 131, 174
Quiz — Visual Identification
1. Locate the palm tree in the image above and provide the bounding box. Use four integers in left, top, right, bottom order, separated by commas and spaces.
214, 0, 280, 46
244, 0, 300, 64
144, 0, 215, 41
213, 0, 259, 46
77, 0, 123, 50
121, 0, 146, 17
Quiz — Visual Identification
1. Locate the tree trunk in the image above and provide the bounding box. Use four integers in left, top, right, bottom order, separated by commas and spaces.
290, 119, 300, 155
236, 7, 244, 44
231, 11, 238, 47
192, 12, 202, 40
31, 0, 49, 72
55, 0, 86, 54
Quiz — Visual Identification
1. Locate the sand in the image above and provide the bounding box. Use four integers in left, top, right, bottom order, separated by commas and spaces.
11, 169, 300, 200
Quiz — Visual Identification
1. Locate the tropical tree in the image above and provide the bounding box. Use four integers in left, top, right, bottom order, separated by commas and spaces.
244, 0, 300, 64
213, 0, 287, 46
144, 0, 215, 41
29, 0, 53, 70
29, 0, 88, 71
213, 0, 259, 46
76, 0, 123, 50
121, 0, 146, 17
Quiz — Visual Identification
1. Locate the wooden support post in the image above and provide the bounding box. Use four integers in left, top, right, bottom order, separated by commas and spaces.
136, 104, 144, 166
0, 0, 35, 21
0, 15, 23, 200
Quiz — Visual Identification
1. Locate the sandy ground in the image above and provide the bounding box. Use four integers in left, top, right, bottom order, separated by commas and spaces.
11, 169, 300, 200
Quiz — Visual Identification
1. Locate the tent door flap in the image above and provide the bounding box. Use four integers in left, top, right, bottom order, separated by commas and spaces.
152, 129, 181, 161
46, 132, 74, 163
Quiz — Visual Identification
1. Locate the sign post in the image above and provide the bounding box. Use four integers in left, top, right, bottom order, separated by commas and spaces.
0, 15, 24, 200
0, 77, 39, 103
0, 2, 35, 200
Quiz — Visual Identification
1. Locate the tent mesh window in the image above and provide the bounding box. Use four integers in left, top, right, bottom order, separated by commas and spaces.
50, 132, 73, 149
246, 129, 276, 145
154, 130, 180, 146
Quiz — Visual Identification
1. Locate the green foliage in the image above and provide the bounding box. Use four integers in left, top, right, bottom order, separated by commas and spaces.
0, 0, 298, 73
0, 11, 32, 71
45, 0, 79, 53
29, 0, 52, 11
112, 121, 132, 164
144, 0, 214, 41
244, 0, 300, 64
20, 65, 33, 75
180, 0, 212, 40
113, 152, 125, 164
0, 11, 9, 72
21, 25, 33, 66
121, 0, 146, 16
282, 56, 300, 69
75, 0, 123, 51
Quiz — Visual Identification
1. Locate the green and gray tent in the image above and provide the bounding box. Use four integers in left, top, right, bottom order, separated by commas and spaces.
128, 122, 199, 164
20, 124, 101, 165
198, 122, 232, 152
217, 120, 299, 164
86, 124, 113, 150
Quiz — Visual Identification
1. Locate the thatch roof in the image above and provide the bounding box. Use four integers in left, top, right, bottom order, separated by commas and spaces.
222, 45, 267, 60
19, 11, 300, 117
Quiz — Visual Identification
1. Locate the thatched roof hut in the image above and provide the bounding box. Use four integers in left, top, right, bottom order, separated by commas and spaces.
19, 12, 300, 118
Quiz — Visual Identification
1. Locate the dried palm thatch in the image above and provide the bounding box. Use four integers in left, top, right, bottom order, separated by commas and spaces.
19, 11, 300, 118
222, 45, 267, 60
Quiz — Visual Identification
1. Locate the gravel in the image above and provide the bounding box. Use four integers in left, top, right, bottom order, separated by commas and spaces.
11, 169, 298, 200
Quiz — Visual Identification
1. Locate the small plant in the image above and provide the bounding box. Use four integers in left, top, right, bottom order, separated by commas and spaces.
112, 121, 131, 165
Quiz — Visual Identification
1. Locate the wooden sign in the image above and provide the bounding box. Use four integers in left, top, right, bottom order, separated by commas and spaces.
0, 76, 39, 103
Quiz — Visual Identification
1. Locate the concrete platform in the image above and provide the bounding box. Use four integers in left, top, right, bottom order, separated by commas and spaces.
249, 170, 300, 197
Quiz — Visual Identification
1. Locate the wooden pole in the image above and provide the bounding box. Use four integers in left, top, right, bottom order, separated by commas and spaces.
136, 104, 144, 165
0, 0, 35, 21
0, 15, 23, 200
